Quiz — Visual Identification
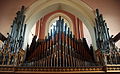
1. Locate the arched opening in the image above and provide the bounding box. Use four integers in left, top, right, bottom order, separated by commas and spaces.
44, 10, 75, 38
48, 16, 70, 35
24, 0, 96, 50
29, 9, 92, 47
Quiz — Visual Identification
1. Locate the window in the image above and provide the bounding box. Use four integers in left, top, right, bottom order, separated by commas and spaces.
48, 16, 70, 35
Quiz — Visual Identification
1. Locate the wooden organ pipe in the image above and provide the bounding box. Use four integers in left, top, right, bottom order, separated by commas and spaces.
45, 36, 47, 67
77, 18, 80, 39
70, 31, 73, 67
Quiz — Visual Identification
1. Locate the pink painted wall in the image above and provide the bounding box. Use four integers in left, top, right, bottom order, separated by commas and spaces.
0, 0, 36, 36
82, 0, 120, 35
82, 0, 120, 47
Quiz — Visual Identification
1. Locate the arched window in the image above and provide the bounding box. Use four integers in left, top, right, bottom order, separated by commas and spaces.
48, 16, 70, 35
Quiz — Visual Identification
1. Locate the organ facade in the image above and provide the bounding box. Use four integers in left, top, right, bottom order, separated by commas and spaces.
0, 1, 120, 73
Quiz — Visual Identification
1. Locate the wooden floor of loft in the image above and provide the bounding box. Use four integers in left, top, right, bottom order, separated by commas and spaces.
1, 72, 120, 74
0, 65, 120, 74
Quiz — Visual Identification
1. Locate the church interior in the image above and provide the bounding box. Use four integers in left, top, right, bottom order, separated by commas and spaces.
0, 0, 120, 73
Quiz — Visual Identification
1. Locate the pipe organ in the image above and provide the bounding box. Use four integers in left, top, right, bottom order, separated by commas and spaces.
0, 6, 120, 73
25, 16, 96, 67
0, 6, 26, 65
94, 9, 120, 65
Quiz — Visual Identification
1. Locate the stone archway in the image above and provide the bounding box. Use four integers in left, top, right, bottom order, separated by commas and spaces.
23, 0, 97, 50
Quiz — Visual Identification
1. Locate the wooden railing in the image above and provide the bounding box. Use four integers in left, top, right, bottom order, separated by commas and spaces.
0, 65, 105, 73
1, 65, 120, 73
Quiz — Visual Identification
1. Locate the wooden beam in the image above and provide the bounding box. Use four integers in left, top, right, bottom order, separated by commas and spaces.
112, 32, 120, 42
0, 33, 6, 42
